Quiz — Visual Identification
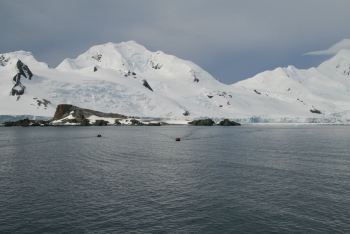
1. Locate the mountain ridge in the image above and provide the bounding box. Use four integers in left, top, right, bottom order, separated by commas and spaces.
2, 41, 350, 123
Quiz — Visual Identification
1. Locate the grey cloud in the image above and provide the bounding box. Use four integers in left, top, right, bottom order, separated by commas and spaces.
1, 0, 350, 83
305, 39, 350, 56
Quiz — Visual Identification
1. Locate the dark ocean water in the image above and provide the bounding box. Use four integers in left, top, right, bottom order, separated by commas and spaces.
0, 125, 349, 233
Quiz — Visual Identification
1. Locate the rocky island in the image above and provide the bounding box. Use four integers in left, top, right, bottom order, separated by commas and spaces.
1, 104, 241, 127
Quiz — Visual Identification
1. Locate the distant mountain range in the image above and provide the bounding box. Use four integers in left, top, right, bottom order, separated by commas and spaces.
1, 41, 350, 123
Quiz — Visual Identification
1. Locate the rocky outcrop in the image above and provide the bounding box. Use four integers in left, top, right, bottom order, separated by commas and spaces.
310, 108, 322, 114
53, 104, 126, 121
254, 89, 261, 95
218, 119, 241, 126
191, 70, 200, 82
34, 98, 51, 108
188, 118, 241, 126
189, 118, 215, 126
17, 60, 33, 79
0, 55, 10, 66
130, 119, 144, 126
93, 120, 109, 126
53, 104, 76, 120
142, 79, 153, 91
11, 60, 33, 96
150, 60, 162, 70
80, 119, 90, 126
91, 53, 102, 62
183, 111, 190, 116
51, 104, 167, 126
3, 118, 50, 127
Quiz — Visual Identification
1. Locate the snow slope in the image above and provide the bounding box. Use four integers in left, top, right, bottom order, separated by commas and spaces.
233, 49, 350, 122
2, 41, 350, 123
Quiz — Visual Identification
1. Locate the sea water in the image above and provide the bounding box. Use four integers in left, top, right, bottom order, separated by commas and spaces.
0, 125, 349, 233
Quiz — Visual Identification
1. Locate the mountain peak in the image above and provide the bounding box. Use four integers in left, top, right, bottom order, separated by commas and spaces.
56, 41, 152, 71
87, 40, 148, 53
117, 40, 148, 49
317, 49, 350, 77
0, 50, 48, 69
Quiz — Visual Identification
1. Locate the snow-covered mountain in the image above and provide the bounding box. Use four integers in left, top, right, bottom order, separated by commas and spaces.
2, 41, 350, 123
233, 49, 350, 122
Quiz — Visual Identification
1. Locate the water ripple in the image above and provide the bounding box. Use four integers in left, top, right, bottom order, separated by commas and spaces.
0, 126, 349, 233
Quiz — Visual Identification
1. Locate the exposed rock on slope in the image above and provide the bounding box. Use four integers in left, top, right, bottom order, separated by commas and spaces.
142, 79, 153, 92
53, 104, 126, 121
11, 60, 33, 96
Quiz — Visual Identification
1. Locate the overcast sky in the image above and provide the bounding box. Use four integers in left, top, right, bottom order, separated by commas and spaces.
1, 0, 350, 83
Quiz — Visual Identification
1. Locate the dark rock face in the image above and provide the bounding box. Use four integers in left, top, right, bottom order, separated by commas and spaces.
53, 104, 126, 121
52, 104, 127, 126
34, 98, 51, 108
17, 60, 33, 79
217, 91, 227, 97
4, 118, 30, 127
190, 70, 200, 83
124, 70, 137, 78
310, 108, 322, 114
10, 60, 33, 96
11, 84, 25, 96
4, 118, 50, 127
142, 80, 153, 92
254, 89, 261, 95
0, 55, 10, 66
188, 118, 240, 126
153, 64, 161, 69
218, 119, 241, 126
62, 118, 78, 124
91, 54, 102, 62
80, 119, 90, 126
130, 119, 144, 126
150, 61, 162, 70
115, 120, 121, 125
53, 104, 74, 120
297, 98, 305, 104
183, 111, 190, 116
93, 120, 109, 126
153, 64, 162, 69
189, 118, 215, 126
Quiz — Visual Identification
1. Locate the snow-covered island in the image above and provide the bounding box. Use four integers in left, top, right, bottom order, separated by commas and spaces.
2, 41, 350, 124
